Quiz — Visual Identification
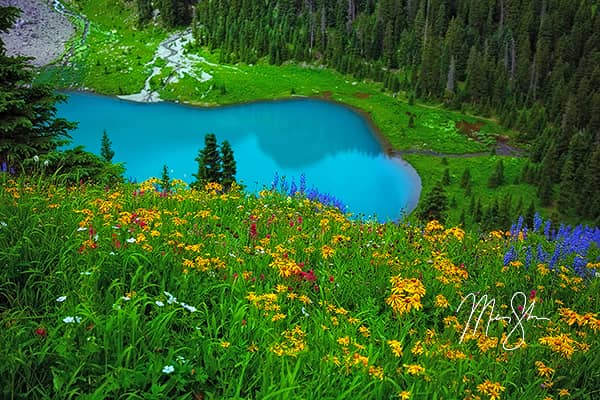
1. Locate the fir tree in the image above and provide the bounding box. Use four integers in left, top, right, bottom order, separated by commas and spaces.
417, 180, 448, 222
220, 140, 236, 191
442, 168, 451, 185
488, 159, 505, 188
192, 133, 221, 188
161, 164, 171, 193
460, 168, 471, 188
100, 130, 115, 162
0, 6, 74, 169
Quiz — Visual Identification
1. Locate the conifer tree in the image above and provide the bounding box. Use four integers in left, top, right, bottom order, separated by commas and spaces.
100, 130, 115, 162
460, 168, 471, 188
192, 133, 221, 188
161, 164, 171, 193
220, 140, 236, 191
488, 160, 505, 188
0, 6, 74, 169
442, 167, 451, 185
417, 180, 448, 222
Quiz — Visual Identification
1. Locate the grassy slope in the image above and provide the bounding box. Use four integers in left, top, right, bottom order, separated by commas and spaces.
1, 176, 598, 398
41, 0, 543, 222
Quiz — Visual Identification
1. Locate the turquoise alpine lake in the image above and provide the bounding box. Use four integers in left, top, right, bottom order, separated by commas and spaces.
57, 92, 421, 221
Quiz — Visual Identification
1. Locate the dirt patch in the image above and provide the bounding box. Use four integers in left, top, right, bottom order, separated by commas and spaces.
353, 92, 370, 99
321, 91, 333, 99
455, 120, 485, 138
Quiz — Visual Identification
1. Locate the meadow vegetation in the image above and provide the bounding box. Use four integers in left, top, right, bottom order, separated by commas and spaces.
1, 174, 598, 398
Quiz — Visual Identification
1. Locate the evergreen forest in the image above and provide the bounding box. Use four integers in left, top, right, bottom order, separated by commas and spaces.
139, 0, 600, 223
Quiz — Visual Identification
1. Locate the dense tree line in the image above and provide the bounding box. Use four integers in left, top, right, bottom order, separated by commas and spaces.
135, 0, 599, 223
135, 0, 194, 27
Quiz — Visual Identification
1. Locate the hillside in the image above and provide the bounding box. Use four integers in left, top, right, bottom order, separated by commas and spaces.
1, 176, 599, 398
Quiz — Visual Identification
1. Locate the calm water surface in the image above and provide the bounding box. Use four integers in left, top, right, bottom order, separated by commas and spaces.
57, 92, 420, 221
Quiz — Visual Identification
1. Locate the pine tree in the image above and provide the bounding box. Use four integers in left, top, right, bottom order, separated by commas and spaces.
442, 167, 451, 185
488, 159, 505, 188
136, 0, 153, 26
0, 6, 74, 170
100, 130, 115, 162
220, 140, 236, 191
161, 164, 171, 193
192, 133, 221, 188
460, 168, 471, 188
417, 180, 448, 222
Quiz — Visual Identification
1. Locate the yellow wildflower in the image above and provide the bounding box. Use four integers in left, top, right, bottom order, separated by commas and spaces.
398, 391, 411, 400
403, 364, 425, 376
476, 380, 505, 400
387, 340, 403, 357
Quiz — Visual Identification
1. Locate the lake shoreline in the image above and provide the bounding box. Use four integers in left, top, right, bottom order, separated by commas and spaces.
61, 88, 422, 215
59, 90, 421, 221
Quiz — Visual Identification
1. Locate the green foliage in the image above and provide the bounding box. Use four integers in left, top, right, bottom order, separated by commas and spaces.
460, 168, 471, 189
417, 180, 448, 222
192, 134, 237, 191
220, 140, 236, 191
488, 160, 505, 189
46, 146, 124, 185
100, 130, 115, 162
0, 6, 75, 171
161, 164, 171, 193
442, 167, 451, 186
2, 177, 598, 398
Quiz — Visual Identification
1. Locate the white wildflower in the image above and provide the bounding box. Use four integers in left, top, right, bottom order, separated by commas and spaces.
62, 316, 81, 324
164, 291, 178, 304
162, 365, 175, 374
181, 303, 197, 313
155, 300, 165, 307
56, 296, 67, 302
77, 227, 87, 232
126, 237, 136, 243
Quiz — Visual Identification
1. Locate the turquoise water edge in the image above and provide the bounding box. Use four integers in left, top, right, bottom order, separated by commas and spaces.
57, 92, 421, 221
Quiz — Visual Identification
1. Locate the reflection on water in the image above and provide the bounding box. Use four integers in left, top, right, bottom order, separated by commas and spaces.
57, 92, 420, 221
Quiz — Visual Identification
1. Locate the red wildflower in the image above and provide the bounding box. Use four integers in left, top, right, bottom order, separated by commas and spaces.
35, 327, 47, 338
249, 223, 258, 239
530, 290, 537, 300
300, 269, 316, 282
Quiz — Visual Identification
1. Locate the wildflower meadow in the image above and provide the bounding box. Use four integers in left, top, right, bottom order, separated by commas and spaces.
1, 175, 599, 399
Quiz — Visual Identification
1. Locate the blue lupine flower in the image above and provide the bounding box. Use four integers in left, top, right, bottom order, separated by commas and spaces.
533, 212, 543, 232
543, 221, 551, 239
573, 256, 588, 278
549, 247, 560, 270
289, 180, 297, 196
1, 161, 6, 173
509, 222, 518, 238
299, 173, 306, 194
271, 172, 279, 191
525, 246, 533, 269
279, 176, 289, 193
537, 244, 547, 263
504, 246, 516, 266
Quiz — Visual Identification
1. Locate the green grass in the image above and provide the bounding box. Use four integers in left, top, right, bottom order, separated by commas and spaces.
405, 155, 536, 225
1, 175, 599, 398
